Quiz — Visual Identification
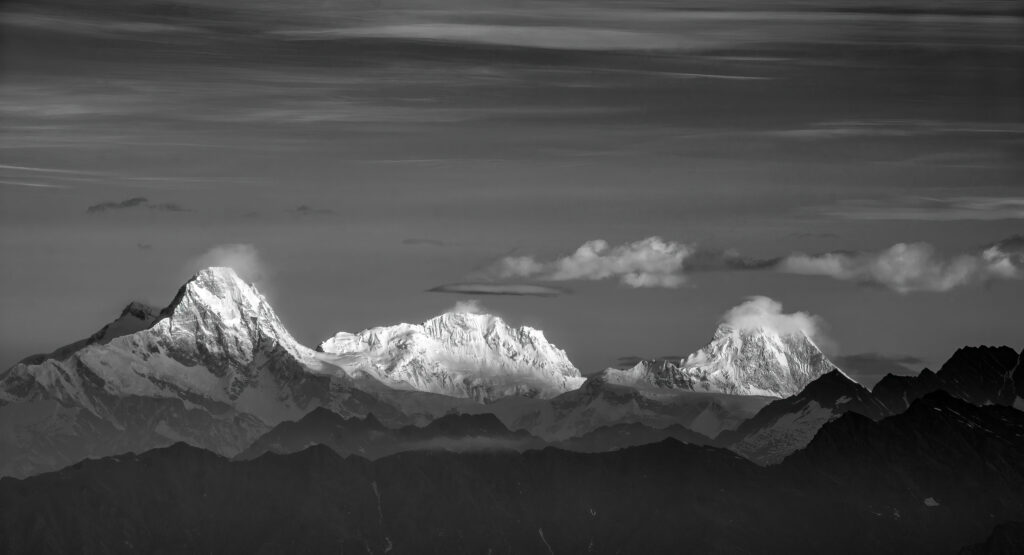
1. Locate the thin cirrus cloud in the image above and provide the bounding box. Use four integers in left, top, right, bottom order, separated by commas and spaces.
769, 119, 1024, 140
776, 237, 1024, 293
428, 283, 567, 297
825, 196, 1024, 221
279, 23, 679, 52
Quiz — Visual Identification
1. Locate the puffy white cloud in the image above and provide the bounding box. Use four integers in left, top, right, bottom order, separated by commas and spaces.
776, 240, 1022, 293
192, 244, 267, 284
492, 237, 693, 288
981, 235, 1024, 279
486, 235, 1024, 293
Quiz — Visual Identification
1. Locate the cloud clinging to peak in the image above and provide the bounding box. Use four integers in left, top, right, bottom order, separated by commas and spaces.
191, 244, 266, 284
450, 299, 485, 314
722, 296, 825, 341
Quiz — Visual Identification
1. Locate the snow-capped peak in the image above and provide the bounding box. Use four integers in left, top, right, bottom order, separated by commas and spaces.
600, 323, 838, 398
318, 311, 584, 402
156, 267, 305, 357
165, 267, 272, 321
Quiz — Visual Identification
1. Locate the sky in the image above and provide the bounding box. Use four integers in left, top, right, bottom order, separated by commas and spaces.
1, 0, 1022, 386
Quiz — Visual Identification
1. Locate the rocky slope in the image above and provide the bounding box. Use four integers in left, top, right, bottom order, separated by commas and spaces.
716, 370, 889, 464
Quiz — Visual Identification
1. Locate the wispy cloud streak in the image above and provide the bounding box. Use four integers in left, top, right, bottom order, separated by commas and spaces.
825, 196, 1024, 221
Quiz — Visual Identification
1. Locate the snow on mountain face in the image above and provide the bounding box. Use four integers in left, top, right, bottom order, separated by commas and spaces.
153, 267, 318, 371
2, 267, 337, 424
717, 370, 889, 465
599, 324, 838, 398
0, 268, 358, 477
0, 267, 584, 476
318, 312, 584, 402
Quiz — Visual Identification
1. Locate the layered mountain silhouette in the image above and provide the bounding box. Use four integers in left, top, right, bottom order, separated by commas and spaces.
873, 346, 1022, 413
237, 404, 714, 462
553, 421, 712, 451
238, 409, 542, 460
781, 390, 1024, 550
1, 266, 1022, 553
3, 389, 1022, 554
500, 377, 771, 440
715, 346, 1024, 465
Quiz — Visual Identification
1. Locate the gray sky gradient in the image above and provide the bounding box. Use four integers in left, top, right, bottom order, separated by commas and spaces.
1, 0, 1022, 385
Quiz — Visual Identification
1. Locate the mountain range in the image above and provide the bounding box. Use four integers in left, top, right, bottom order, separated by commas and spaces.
237, 409, 542, 461
0, 266, 844, 476
715, 345, 1024, 464
0, 266, 1022, 553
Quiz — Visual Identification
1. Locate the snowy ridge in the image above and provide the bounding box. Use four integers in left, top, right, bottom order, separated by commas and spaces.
15, 301, 160, 366
599, 323, 839, 398
318, 311, 584, 402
